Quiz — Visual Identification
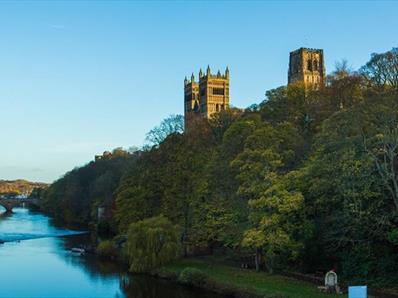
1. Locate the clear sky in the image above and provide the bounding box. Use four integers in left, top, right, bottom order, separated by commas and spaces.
0, 1, 397, 183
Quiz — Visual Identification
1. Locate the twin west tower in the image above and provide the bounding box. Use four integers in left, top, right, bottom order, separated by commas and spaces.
184, 48, 325, 127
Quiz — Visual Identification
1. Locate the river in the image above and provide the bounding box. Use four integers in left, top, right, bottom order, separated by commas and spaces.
0, 207, 223, 298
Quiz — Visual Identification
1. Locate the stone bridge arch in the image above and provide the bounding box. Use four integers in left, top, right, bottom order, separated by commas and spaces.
0, 198, 39, 213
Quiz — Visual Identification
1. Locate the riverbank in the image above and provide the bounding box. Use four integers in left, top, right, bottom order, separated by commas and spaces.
151, 258, 344, 298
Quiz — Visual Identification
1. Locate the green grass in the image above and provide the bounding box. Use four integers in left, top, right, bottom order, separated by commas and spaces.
161, 258, 346, 298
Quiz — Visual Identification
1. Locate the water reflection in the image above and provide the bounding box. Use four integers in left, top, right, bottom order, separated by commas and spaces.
0, 208, 223, 298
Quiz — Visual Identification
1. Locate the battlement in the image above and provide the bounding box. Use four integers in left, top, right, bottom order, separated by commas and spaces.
291, 47, 323, 54
184, 66, 229, 86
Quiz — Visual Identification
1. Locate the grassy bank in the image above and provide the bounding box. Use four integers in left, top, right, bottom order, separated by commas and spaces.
154, 258, 345, 298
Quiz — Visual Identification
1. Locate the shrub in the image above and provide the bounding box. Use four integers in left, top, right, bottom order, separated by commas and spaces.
178, 267, 208, 287
96, 240, 117, 258
126, 215, 180, 273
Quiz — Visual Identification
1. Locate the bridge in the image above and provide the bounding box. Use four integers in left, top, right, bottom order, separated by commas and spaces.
0, 198, 40, 213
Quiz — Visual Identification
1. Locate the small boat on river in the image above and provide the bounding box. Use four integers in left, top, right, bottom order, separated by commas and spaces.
70, 247, 85, 256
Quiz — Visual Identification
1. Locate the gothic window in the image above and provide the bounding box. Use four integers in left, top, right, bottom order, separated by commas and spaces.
314, 60, 318, 71
307, 59, 313, 71
212, 88, 225, 95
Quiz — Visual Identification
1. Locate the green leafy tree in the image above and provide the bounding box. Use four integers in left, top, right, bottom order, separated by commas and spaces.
242, 173, 310, 273
233, 122, 306, 271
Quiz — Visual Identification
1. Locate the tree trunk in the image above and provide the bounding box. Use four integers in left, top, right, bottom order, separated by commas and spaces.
255, 248, 261, 272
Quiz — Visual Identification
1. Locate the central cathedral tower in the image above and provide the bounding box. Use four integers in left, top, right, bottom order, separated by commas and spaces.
184, 66, 230, 128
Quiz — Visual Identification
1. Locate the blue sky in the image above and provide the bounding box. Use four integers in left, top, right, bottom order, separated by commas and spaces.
0, 1, 397, 183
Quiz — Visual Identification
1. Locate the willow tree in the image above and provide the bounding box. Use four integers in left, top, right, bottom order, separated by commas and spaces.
126, 215, 180, 273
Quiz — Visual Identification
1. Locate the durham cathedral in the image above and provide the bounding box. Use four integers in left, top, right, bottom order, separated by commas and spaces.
184, 47, 326, 127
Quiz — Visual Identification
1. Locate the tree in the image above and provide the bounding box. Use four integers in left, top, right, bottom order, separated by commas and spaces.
242, 173, 310, 273
232, 122, 304, 201
126, 215, 180, 273
145, 114, 184, 146
232, 122, 305, 271
208, 108, 242, 141
364, 124, 398, 211
326, 60, 364, 110
360, 48, 398, 92
332, 59, 352, 80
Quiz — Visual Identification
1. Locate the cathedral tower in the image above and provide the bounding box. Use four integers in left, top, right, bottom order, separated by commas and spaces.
199, 66, 230, 118
288, 48, 325, 89
184, 66, 230, 128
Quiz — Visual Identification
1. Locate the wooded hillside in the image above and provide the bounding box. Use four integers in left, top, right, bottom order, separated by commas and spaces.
0, 179, 48, 195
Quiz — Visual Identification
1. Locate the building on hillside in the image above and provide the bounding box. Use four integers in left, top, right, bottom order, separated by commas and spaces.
94, 151, 112, 161
288, 48, 325, 89
184, 66, 230, 128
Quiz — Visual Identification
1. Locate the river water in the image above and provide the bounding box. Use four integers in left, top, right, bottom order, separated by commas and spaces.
0, 207, 223, 298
